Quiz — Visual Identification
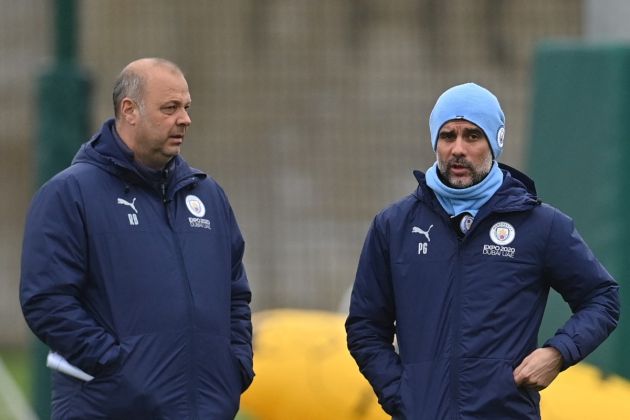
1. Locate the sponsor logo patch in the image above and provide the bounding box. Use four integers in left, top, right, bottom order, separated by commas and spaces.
412, 225, 433, 242
117, 197, 139, 225
412, 224, 433, 255
482, 244, 515, 258
188, 217, 211, 230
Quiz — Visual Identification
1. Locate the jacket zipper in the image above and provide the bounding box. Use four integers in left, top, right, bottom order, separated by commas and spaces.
451, 238, 463, 420
448, 209, 505, 420
161, 176, 199, 419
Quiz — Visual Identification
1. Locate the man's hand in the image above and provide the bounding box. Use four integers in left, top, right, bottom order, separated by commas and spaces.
513, 347, 563, 390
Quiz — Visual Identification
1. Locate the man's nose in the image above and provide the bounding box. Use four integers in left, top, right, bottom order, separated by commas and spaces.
451, 136, 466, 155
178, 109, 191, 126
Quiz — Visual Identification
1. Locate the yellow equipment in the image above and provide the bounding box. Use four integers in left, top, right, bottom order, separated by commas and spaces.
240, 309, 630, 420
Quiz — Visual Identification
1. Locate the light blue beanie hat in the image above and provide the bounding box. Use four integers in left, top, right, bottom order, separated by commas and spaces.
429, 83, 505, 160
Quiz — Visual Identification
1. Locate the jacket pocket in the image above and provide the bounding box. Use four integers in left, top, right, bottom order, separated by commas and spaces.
398, 358, 451, 420
51, 344, 130, 419
196, 334, 243, 417
459, 357, 540, 419
230, 350, 255, 392
66, 334, 166, 419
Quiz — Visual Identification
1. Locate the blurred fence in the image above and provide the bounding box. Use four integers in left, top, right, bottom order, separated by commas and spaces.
0, 0, 581, 345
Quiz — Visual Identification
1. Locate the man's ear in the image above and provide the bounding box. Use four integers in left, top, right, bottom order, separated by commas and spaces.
120, 98, 138, 125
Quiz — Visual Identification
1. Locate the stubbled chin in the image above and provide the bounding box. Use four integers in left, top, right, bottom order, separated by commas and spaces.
447, 176, 472, 189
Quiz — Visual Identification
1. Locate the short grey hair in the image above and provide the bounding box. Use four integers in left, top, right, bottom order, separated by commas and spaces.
112, 68, 145, 119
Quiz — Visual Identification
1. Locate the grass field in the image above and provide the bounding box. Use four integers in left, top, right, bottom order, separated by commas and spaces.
0, 346, 34, 420
0, 347, 31, 398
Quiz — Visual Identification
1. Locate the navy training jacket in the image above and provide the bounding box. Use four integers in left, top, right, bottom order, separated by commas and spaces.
346, 165, 620, 419
20, 119, 254, 419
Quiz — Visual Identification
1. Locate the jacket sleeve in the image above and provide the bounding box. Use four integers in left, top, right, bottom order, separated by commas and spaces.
221, 189, 254, 392
542, 209, 620, 369
345, 216, 403, 416
20, 176, 124, 375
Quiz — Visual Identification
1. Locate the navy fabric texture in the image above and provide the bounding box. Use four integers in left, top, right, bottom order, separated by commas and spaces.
20, 119, 254, 419
346, 164, 619, 419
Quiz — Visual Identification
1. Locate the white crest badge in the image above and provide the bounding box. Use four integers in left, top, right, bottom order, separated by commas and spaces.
489, 221, 515, 246
185, 195, 206, 218
497, 126, 505, 148
459, 214, 474, 234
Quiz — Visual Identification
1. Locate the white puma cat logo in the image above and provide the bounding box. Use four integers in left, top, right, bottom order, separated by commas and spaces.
117, 197, 138, 214
412, 225, 433, 242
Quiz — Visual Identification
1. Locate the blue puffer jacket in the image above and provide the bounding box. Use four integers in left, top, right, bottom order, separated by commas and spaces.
20, 119, 254, 419
346, 165, 619, 419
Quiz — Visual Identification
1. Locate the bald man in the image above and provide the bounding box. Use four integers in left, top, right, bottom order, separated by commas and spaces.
20, 58, 254, 419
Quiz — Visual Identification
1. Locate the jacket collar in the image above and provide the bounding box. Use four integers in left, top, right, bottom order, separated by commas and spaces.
413, 163, 540, 215
71, 118, 206, 191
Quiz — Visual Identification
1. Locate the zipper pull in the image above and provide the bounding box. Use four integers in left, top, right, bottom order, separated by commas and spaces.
161, 167, 171, 204
161, 183, 168, 204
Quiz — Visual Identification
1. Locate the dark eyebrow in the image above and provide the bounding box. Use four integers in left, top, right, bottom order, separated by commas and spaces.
463, 127, 485, 137
438, 128, 456, 137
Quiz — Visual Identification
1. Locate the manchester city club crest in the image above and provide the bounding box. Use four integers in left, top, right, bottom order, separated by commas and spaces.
459, 214, 474, 235
185, 195, 206, 218
489, 221, 515, 246
497, 126, 505, 148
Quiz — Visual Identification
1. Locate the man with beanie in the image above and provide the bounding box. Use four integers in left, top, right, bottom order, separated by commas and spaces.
345, 83, 619, 419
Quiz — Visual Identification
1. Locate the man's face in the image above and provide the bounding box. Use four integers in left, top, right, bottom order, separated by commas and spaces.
436, 120, 493, 188
133, 68, 192, 169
